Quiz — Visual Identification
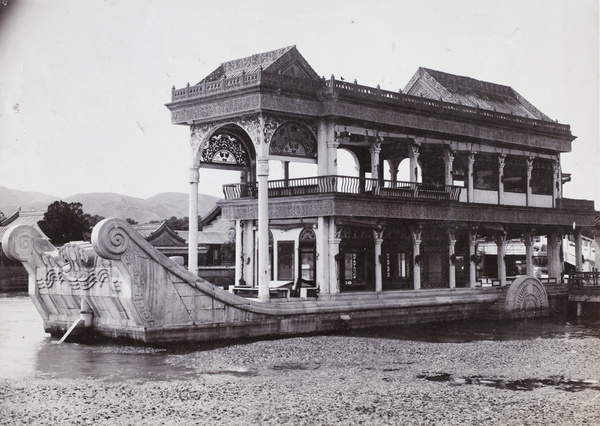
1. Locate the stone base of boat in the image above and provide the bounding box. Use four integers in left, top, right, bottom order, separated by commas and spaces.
2, 219, 553, 345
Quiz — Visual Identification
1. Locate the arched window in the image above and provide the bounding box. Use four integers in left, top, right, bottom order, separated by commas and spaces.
298, 227, 316, 286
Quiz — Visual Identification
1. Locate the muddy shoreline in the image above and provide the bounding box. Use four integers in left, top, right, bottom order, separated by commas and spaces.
1, 329, 599, 425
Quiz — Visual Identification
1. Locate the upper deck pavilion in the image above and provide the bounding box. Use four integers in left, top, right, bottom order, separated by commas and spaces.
166, 45, 575, 154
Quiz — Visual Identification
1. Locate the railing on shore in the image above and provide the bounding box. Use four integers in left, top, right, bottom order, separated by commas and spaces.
222, 175, 462, 202
564, 270, 600, 288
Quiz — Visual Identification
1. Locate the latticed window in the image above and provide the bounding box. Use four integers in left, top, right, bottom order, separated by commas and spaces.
473, 154, 499, 190
503, 156, 527, 193
531, 159, 554, 195
277, 241, 295, 281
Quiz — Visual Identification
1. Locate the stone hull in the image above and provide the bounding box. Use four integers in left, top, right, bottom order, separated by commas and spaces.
2, 219, 550, 345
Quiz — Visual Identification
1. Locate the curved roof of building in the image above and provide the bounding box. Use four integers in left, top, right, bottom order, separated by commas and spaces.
197, 45, 320, 84
403, 67, 551, 120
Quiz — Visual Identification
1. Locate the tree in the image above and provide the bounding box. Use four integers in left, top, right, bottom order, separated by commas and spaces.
38, 201, 92, 245
165, 216, 189, 230
126, 218, 138, 225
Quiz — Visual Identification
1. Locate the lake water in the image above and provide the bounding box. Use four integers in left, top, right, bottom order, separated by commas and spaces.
1, 293, 599, 382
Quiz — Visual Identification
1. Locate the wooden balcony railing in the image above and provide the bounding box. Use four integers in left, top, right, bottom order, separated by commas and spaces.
564, 271, 600, 288
222, 175, 462, 202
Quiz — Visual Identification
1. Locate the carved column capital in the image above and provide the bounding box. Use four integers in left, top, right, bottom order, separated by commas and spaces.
527, 156, 534, 172
495, 231, 507, 246
444, 148, 455, 163
409, 144, 420, 159
498, 154, 506, 169
369, 140, 382, 154
410, 227, 422, 244
447, 229, 456, 244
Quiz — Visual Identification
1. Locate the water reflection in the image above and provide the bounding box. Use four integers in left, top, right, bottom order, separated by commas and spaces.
0, 294, 598, 381
342, 315, 600, 343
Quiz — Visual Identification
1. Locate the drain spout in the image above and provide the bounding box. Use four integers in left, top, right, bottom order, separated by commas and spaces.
58, 297, 94, 344
59, 318, 83, 344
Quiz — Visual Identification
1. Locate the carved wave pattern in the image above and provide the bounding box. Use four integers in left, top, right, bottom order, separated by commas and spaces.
37, 243, 122, 292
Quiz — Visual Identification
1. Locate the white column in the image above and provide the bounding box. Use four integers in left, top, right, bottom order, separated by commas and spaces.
548, 231, 563, 280
547, 231, 556, 280
257, 158, 270, 302
498, 155, 505, 205
496, 232, 507, 286
328, 217, 340, 294
317, 118, 329, 176
469, 228, 478, 287
526, 157, 534, 207
524, 230, 534, 277
411, 227, 422, 290
552, 161, 560, 207
409, 144, 420, 183
317, 217, 329, 294
373, 230, 383, 292
575, 228, 583, 272
448, 230, 456, 289
467, 153, 475, 203
327, 122, 339, 176
243, 220, 255, 287
370, 140, 382, 194
389, 159, 400, 185
444, 149, 455, 187
188, 167, 199, 274
234, 220, 243, 286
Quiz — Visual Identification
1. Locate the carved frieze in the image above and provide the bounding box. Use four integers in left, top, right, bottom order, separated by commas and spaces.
171, 94, 261, 124
37, 242, 123, 292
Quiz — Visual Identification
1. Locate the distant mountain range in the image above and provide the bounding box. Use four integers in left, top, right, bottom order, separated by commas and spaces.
0, 186, 220, 224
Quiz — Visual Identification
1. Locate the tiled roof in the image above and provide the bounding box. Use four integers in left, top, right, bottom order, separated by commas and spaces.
197, 45, 320, 84
403, 67, 551, 120
0, 210, 48, 241
176, 231, 230, 245
132, 222, 163, 238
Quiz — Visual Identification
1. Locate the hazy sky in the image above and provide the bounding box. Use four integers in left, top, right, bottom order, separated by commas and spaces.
0, 0, 598, 206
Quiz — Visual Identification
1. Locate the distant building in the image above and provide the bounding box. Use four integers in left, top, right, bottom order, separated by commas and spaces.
133, 210, 235, 287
